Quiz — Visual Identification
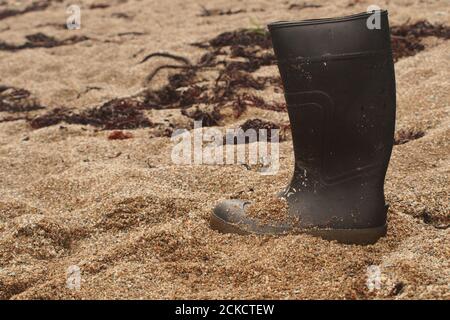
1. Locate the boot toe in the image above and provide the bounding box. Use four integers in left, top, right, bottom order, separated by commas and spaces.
213, 200, 248, 222
211, 200, 251, 235
211, 199, 293, 235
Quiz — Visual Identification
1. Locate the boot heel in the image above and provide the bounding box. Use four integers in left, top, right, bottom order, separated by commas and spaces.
304, 224, 387, 245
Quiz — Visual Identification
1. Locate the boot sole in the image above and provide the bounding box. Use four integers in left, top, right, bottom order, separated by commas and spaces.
210, 211, 387, 245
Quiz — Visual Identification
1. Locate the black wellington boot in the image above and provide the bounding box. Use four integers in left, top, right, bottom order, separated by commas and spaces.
210, 11, 396, 244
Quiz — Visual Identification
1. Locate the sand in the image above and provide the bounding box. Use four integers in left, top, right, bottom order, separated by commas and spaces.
0, 0, 449, 299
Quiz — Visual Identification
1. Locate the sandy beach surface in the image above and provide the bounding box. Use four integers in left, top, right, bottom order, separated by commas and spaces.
0, 0, 449, 299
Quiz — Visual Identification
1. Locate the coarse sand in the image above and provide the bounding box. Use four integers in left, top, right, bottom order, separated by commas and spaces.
0, 0, 448, 299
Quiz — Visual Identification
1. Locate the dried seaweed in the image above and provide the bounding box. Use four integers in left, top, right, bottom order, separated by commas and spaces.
0, 86, 44, 112
108, 130, 134, 140
209, 29, 272, 49
30, 98, 151, 130
181, 105, 221, 127
391, 20, 450, 61
198, 6, 246, 17
0, 0, 51, 21
288, 3, 322, 10
224, 118, 282, 144
0, 33, 89, 51
394, 128, 425, 145
89, 3, 110, 9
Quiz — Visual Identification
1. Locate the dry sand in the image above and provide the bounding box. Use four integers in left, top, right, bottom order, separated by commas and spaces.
0, 0, 449, 299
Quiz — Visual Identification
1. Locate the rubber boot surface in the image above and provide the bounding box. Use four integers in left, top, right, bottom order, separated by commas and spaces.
211, 11, 396, 245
